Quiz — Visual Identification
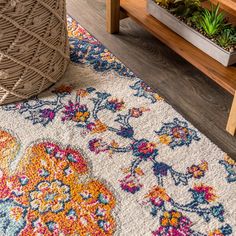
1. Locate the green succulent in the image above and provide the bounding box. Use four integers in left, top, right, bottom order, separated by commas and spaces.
217, 27, 236, 48
170, 0, 202, 18
198, 3, 226, 37
187, 10, 203, 27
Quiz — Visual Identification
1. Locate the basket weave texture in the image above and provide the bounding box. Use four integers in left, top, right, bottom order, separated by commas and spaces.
0, 0, 69, 105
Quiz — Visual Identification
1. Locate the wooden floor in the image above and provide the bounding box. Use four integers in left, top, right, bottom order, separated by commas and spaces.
67, 0, 236, 158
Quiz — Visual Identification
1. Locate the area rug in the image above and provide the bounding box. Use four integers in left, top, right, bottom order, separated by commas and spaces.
0, 16, 235, 236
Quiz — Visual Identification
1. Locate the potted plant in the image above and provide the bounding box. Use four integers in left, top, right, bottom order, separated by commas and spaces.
147, 0, 236, 66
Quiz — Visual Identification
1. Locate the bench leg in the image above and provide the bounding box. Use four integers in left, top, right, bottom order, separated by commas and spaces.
226, 92, 236, 136
106, 0, 120, 34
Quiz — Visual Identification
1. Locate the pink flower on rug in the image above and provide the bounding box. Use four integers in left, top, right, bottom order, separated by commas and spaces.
132, 139, 158, 160
62, 101, 90, 123
190, 184, 217, 204
40, 108, 55, 121
145, 186, 171, 207
120, 174, 143, 194
187, 160, 208, 179
129, 107, 150, 118
89, 138, 109, 154
140, 81, 154, 93
105, 98, 125, 112
129, 108, 142, 118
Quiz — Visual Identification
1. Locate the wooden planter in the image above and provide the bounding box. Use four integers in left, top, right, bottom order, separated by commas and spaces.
147, 0, 236, 67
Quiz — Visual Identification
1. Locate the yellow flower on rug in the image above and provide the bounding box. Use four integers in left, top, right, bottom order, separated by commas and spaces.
0, 130, 116, 236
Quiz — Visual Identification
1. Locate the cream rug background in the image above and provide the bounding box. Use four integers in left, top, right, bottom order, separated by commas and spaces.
0, 16, 235, 236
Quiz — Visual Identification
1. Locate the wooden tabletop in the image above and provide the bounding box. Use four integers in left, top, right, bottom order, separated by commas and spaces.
210, 0, 236, 16
120, 0, 236, 95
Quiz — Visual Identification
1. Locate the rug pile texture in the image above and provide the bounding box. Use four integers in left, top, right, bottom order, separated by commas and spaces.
0, 16, 235, 236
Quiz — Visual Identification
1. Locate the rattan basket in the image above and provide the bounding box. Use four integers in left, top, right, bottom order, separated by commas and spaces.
0, 0, 69, 105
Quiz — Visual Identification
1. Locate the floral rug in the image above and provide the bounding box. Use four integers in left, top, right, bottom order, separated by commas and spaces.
0, 16, 235, 236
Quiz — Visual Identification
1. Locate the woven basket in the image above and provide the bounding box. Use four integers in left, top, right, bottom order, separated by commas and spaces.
0, 0, 70, 105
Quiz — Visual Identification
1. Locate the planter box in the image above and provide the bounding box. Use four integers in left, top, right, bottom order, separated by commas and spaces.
147, 0, 236, 66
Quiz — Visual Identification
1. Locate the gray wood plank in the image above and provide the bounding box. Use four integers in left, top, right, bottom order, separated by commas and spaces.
66, 0, 236, 158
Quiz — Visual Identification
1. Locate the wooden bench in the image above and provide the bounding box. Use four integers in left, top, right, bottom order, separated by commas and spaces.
106, 0, 236, 136
210, 0, 236, 16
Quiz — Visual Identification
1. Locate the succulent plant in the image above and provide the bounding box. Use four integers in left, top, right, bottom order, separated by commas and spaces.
170, 0, 202, 17
153, 0, 235, 52
217, 27, 236, 49
187, 10, 202, 27
198, 3, 226, 37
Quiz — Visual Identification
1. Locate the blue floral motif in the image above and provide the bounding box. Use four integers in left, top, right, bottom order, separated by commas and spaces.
144, 184, 230, 235
1, 90, 69, 127
38, 168, 50, 178
105, 98, 125, 112
97, 219, 110, 232
130, 80, 158, 103
68, 16, 162, 104
0, 199, 27, 236
98, 193, 110, 205
190, 187, 214, 205
46, 221, 58, 232
153, 162, 171, 176
19, 176, 29, 186
219, 159, 236, 183
211, 204, 225, 222
69, 37, 135, 78
220, 224, 233, 235
95, 207, 106, 217
117, 126, 134, 138
156, 118, 200, 149
66, 209, 77, 219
